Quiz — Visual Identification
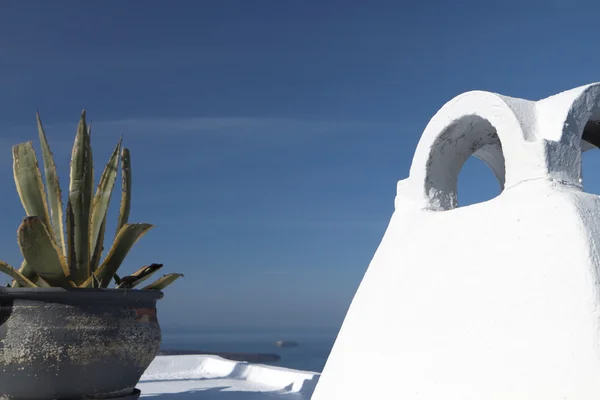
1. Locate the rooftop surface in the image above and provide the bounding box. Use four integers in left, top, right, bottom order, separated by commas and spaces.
138, 355, 320, 399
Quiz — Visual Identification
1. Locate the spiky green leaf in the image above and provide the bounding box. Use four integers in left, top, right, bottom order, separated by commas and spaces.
12, 142, 53, 235
87, 121, 94, 207
90, 138, 122, 268
90, 215, 106, 274
17, 217, 71, 288
68, 111, 93, 284
11, 260, 37, 288
117, 263, 163, 288
80, 223, 153, 288
116, 148, 131, 235
36, 111, 66, 256
142, 273, 183, 290
65, 200, 77, 277
0, 260, 37, 288
10, 261, 52, 288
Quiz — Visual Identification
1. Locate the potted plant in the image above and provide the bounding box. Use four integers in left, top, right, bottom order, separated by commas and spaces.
0, 111, 182, 400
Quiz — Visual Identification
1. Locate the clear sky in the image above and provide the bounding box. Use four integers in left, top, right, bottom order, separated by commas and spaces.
1, 0, 600, 332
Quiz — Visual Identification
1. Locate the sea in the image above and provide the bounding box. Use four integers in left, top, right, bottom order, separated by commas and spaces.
160, 329, 338, 373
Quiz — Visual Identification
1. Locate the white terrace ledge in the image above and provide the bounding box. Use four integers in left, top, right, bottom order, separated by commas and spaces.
139, 355, 319, 399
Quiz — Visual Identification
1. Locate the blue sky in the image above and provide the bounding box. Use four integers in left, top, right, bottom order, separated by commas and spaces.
1, 0, 600, 332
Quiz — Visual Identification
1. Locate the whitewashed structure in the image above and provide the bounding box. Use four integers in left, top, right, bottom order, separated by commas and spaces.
313, 84, 600, 399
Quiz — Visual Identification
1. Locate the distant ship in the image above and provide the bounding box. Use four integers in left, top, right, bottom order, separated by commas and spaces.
275, 340, 299, 348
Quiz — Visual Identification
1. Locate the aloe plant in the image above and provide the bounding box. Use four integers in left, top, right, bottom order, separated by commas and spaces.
0, 111, 183, 290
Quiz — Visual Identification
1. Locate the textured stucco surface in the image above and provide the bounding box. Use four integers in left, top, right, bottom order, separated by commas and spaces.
0, 289, 162, 399
313, 83, 600, 399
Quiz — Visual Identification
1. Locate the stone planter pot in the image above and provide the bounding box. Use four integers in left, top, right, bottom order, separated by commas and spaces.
0, 288, 163, 399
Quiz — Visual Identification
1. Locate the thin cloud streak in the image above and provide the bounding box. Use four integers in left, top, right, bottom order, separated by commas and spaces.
93, 117, 391, 144
0, 117, 400, 169
1, 116, 394, 140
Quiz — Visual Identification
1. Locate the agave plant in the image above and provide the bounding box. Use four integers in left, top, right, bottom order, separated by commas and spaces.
0, 111, 182, 290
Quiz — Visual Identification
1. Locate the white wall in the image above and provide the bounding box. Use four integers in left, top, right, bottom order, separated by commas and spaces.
313, 84, 600, 399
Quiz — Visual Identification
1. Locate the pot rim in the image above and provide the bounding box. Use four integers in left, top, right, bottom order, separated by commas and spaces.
0, 287, 164, 302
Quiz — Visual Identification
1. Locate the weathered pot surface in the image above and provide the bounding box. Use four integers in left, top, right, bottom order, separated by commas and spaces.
0, 288, 163, 399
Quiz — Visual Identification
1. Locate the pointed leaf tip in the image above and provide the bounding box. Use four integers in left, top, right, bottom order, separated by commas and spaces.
37, 115, 66, 257
89, 137, 122, 271
12, 142, 53, 236
142, 273, 183, 290
68, 117, 93, 284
